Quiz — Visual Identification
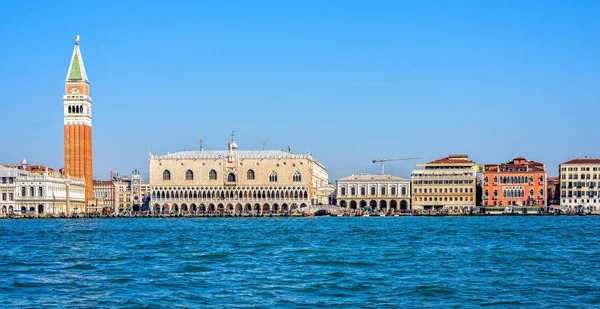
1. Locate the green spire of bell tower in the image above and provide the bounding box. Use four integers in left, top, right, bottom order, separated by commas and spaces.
66, 35, 88, 82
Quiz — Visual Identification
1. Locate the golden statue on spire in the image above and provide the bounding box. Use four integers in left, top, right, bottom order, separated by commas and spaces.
75, 35, 80, 43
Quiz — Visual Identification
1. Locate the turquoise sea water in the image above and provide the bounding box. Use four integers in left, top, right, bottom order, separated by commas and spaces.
1, 217, 599, 308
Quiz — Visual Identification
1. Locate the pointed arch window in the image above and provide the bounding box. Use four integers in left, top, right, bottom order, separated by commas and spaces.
185, 170, 194, 180
292, 171, 301, 182
269, 172, 278, 182
247, 169, 255, 180
162, 170, 171, 181
228, 173, 236, 182
209, 170, 217, 180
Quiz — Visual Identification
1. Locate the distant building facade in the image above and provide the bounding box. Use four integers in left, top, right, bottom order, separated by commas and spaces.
336, 174, 411, 212
547, 177, 560, 206
114, 169, 151, 213
559, 157, 600, 212
312, 160, 335, 205
0, 160, 85, 215
149, 135, 328, 214
92, 180, 114, 212
482, 157, 547, 212
411, 154, 478, 212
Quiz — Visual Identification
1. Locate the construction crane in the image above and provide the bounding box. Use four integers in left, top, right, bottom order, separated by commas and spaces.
372, 156, 424, 175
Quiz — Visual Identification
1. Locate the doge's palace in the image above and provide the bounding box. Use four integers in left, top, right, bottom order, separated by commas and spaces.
149, 134, 329, 214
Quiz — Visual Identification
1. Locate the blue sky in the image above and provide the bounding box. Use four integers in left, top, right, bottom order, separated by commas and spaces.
0, 1, 598, 181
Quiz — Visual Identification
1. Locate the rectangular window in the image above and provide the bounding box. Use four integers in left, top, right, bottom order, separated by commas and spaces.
9, 193, 13, 200
1, 193, 5, 201
361, 188, 366, 195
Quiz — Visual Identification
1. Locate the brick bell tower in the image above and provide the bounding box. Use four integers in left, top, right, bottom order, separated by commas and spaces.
63, 35, 93, 203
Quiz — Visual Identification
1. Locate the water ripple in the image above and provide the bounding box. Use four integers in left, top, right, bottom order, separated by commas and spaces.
1, 217, 599, 308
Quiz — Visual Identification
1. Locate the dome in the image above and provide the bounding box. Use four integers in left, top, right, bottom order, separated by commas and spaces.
230, 141, 238, 150
21, 158, 28, 166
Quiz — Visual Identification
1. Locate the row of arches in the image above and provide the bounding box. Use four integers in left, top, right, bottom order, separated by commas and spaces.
340, 186, 408, 196
1, 205, 44, 214
485, 175, 543, 184
338, 200, 409, 210
163, 169, 302, 183
150, 202, 309, 214
152, 188, 309, 201
68, 105, 85, 114
484, 189, 544, 199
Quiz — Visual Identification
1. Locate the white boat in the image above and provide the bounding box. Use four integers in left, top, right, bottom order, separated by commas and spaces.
362, 214, 370, 217
379, 213, 385, 217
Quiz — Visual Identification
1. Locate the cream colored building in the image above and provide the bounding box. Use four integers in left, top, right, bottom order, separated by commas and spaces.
336, 174, 411, 212
92, 180, 114, 212
312, 160, 336, 205
559, 157, 600, 213
0, 160, 85, 215
149, 135, 328, 214
114, 169, 151, 213
411, 154, 478, 212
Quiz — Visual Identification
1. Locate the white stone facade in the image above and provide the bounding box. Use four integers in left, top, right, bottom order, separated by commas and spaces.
0, 164, 86, 215
336, 174, 411, 212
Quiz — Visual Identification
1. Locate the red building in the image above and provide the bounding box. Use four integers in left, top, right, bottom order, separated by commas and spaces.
482, 157, 547, 208
63, 36, 93, 203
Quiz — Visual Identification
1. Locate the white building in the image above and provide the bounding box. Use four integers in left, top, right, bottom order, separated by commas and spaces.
0, 160, 86, 216
92, 180, 114, 212
559, 157, 600, 213
336, 173, 411, 212
311, 160, 335, 205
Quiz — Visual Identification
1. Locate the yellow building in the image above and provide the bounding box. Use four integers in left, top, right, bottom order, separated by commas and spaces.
411, 154, 478, 213
149, 135, 328, 214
